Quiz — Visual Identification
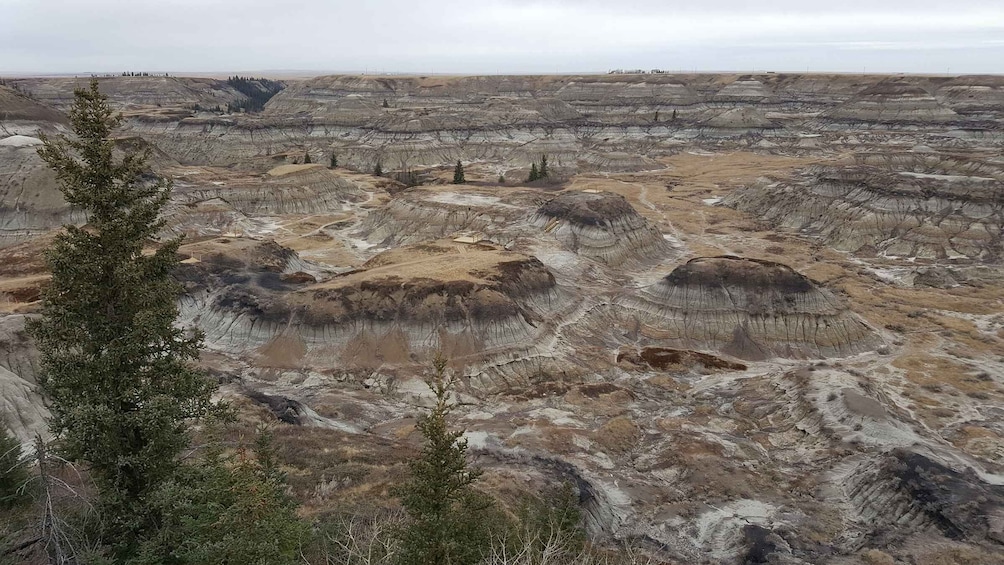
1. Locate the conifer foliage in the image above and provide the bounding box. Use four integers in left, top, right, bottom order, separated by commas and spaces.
528, 162, 539, 182
132, 427, 304, 565
394, 355, 494, 565
28, 80, 218, 549
453, 160, 465, 184
527, 154, 551, 183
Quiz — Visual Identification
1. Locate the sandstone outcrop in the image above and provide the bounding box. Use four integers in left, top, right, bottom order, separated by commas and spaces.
617, 256, 880, 360
724, 153, 1004, 261
179, 240, 571, 371
532, 190, 673, 266
0, 315, 46, 442
0, 140, 83, 247
356, 188, 543, 247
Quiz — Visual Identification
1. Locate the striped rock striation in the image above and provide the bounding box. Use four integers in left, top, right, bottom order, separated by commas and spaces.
724, 153, 1004, 261
531, 190, 673, 266
616, 256, 880, 360
179, 240, 571, 371
356, 188, 543, 247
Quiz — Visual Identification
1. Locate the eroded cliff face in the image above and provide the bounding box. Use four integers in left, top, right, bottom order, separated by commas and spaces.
0, 86, 77, 247
724, 153, 1004, 260
7, 76, 248, 112
611, 256, 881, 360
532, 190, 673, 266
356, 188, 544, 247
9, 73, 1000, 174
177, 239, 572, 373
0, 315, 46, 443
0, 140, 84, 247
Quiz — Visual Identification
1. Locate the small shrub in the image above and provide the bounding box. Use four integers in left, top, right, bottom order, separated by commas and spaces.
0, 426, 30, 510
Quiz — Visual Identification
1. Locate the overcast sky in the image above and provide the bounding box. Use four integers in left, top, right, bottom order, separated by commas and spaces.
2, 0, 1003, 75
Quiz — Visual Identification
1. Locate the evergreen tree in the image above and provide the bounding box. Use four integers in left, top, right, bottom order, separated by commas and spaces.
303, 151, 311, 164
539, 154, 549, 179
452, 160, 465, 184
383, 98, 390, 108
374, 160, 383, 176
28, 80, 219, 554
528, 162, 539, 182
672, 109, 677, 120
330, 153, 338, 168
498, 173, 505, 184
394, 355, 495, 565
131, 427, 304, 565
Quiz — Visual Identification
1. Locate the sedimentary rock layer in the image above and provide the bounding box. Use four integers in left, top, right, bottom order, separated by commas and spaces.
724, 153, 1004, 260
12, 73, 1000, 172
532, 190, 673, 265
617, 256, 880, 360
0, 140, 84, 247
356, 188, 542, 247
0, 315, 47, 442
179, 241, 570, 369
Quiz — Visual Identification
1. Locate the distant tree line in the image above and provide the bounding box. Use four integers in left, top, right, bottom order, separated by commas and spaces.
226, 76, 285, 113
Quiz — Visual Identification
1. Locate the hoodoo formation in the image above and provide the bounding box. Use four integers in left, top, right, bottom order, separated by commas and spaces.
3, 70, 1004, 564
619, 256, 881, 360
532, 190, 673, 265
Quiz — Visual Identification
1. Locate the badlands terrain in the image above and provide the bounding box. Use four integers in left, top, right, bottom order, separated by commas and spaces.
2, 73, 1004, 564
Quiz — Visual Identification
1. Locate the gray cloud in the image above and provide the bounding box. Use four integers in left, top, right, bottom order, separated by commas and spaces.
1, 0, 1002, 74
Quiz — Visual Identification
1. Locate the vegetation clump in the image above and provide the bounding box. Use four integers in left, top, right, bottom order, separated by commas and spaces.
393, 354, 496, 565
225, 75, 284, 113
25, 80, 308, 564
527, 154, 551, 183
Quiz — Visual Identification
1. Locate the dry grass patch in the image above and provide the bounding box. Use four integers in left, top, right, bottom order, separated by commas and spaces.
591, 416, 641, 455
893, 353, 997, 395
947, 425, 1004, 464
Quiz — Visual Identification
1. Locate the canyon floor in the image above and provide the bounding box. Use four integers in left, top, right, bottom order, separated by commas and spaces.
2, 73, 1003, 564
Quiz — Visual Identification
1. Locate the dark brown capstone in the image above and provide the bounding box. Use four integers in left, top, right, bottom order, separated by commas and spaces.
662, 256, 814, 294
538, 191, 638, 227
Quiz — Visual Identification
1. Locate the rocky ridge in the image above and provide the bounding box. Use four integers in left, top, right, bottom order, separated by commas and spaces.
724, 153, 1004, 260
